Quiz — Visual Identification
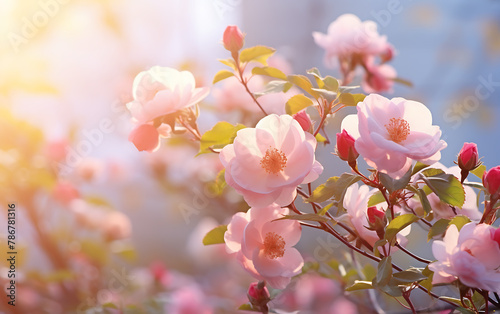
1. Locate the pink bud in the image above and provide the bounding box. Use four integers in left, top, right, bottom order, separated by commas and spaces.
380, 45, 395, 63
293, 110, 313, 132
367, 206, 385, 224
247, 282, 270, 305
483, 166, 500, 197
457, 142, 479, 172
493, 228, 500, 248
128, 124, 160, 152
336, 130, 359, 162
223, 25, 245, 52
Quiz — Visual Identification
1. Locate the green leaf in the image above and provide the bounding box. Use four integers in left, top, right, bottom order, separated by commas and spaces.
368, 191, 386, 207
378, 167, 412, 193
373, 239, 388, 256
81, 240, 109, 265
417, 188, 432, 215
285, 94, 314, 115
288, 75, 320, 98
373, 256, 393, 287
238, 303, 259, 312
254, 80, 292, 97
198, 122, 246, 155
384, 214, 419, 243
421, 169, 465, 208
276, 213, 331, 223
315, 133, 327, 143
202, 225, 227, 245
212, 69, 234, 84
323, 76, 339, 92
377, 278, 403, 297
463, 181, 485, 191
449, 215, 471, 231
427, 218, 451, 241
252, 66, 287, 80
345, 280, 373, 291
310, 88, 337, 103
318, 202, 334, 216
208, 169, 226, 195
306, 173, 361, 206
218, 58, 237, 70
306, 67, 325, 88
239, 45, 276, 65
392, 269, 428, 284
412, 161, 430, 176
339, 93, 366, 107
470, 164, 486, 179
392, 77, 413, 87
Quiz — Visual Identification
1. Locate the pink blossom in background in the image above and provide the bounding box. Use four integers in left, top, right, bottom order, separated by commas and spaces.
225, 204, 304, 289
220, 114, 323, 207
313, 14, 391, 68
429, 223, 500, 292
341, 184, 409, 249
128, 123, 162, 152
126, 66, 209, 124
341, 94, 447, 178
165, 284, 213, 314
212, 75, 290, 115
52, 181, 80, 205
361, 57, 397, 93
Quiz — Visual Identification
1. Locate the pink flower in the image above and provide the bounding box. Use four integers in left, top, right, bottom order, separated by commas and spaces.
341, 94, 447, 178
247, 282, 270, 306
361, 57, 396, 93
212, 75, 290, 114
101, 211, 132, 241
483, 166, 500, 197
126, 66, 209, 124
223, 25, 245, 52
52, 181, 80, 205
128, 124, 161, 152
165, 285, 213, 314
457, 142, 480, 172
292, 110, 313, 132
220, 114, 323, 207
429, 223, 500, 292
341, 184, 409, 249
224, 204, 304, 289
367, 206, 385, 224
313, 14, 391, 68
336, 129, 358, 163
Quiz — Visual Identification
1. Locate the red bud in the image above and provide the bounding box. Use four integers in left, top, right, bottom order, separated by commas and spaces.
457, 142, 480, 172
336, 130, 359, 163
483, 166, 500, 198
293, 110, 313, 132
223, 25, 245, 52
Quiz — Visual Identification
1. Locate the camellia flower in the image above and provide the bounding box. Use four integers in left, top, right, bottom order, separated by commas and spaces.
313, 14, 392, 68
429, 223, 500, 293
126, 66, 209, 124
220, 114, 323, 207
341, 94, 447, 178
224, 204, 304, 289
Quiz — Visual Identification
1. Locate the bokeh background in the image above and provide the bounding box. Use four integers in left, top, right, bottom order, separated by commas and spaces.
1, 0, 500, 313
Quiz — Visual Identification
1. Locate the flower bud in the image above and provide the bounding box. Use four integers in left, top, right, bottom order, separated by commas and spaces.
128, 124, 160, 152
483, 166, 500, 198
293, 110, 313, 132
457, 142, 480, 172
336, 130, 359, 163
380, 44, 395, 63
223, 25, 245, 53
367, 206, 386, 224
493, 228, 500, 248
247, 281, 270, 308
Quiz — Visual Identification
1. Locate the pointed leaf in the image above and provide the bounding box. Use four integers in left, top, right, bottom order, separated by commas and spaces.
373, 256, 393, 287
218, 58, 237, 70
450, 215, 471, 231
422, 169, 465, 208
470, 164, 486, 179
339, 93, 366, 107
240, 45, 275, 65
368, 191, 386, 207
254, 80, 292, 97
427, 218, 451, 241
213, 69, 234, 84
378, 167, 412, 193
384, 214, 419, 243
345, 280, 373, 292
285, 94, 314, 115
202, 225, 227, 245
252, 66, 287, 80
412, 162, 430, 176
393, 269, 428, 284
198, 122, 246, 155
288, 75, 320, 98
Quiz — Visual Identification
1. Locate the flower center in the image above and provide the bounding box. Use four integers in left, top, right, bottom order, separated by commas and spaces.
385, 118, 410, 143
263, 232, 286, 259
260, 147, 287, 174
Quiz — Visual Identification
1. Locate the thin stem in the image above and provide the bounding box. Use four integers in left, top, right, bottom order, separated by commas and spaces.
314, 98, 330, 136
234, 55, 268, 116
395, 243, 431, 264
403, 291, 417, 314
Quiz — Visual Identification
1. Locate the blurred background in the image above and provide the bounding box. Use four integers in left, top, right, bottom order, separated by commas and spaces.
1, 0, 500, 313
